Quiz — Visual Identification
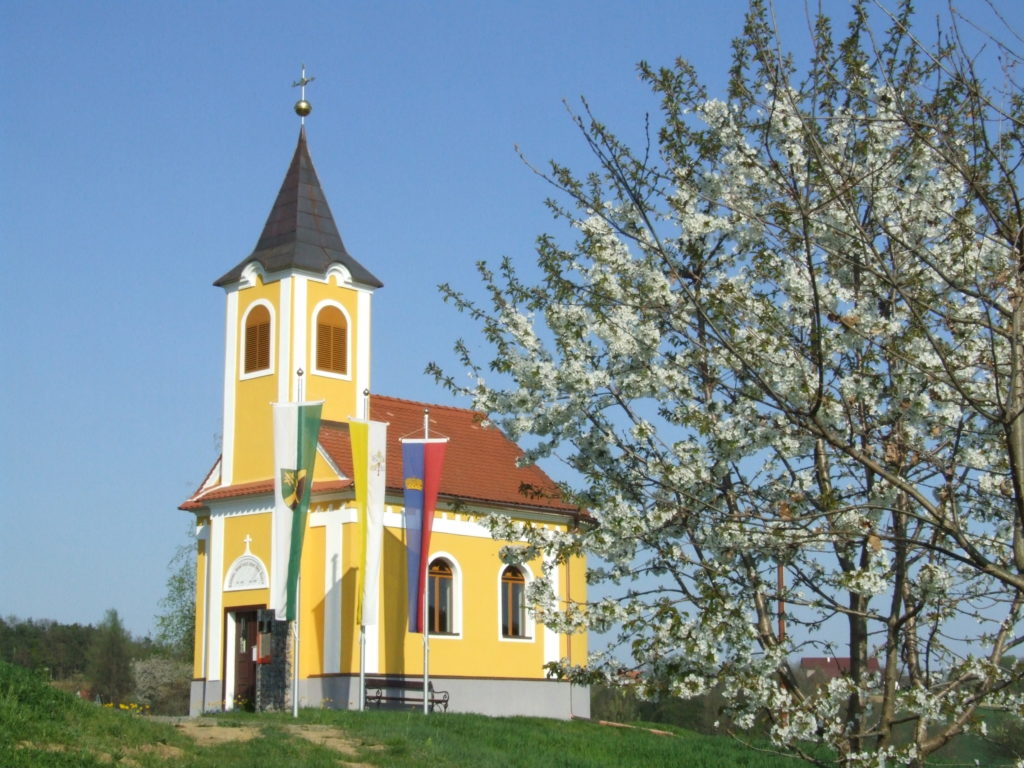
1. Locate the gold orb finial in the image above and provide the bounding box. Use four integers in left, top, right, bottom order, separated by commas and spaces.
291, 64, 315, 123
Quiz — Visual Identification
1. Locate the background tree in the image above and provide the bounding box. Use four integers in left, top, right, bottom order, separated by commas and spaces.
154, 528, 196, 661
0, 616, 94, 681
435, 1, 1024, 765
86, 609, 134, 704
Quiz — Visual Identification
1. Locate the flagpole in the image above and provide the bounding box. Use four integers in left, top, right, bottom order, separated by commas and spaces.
293, 367, 303, 720
423, 571, 430, 714
422, 409, 430, 714
293, 571, 300, 718
358, 389, 370, 712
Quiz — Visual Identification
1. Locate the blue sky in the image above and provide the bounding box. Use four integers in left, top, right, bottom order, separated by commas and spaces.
2, 0, 1019, 640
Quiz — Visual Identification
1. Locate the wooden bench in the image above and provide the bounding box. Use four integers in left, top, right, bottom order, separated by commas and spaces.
364, 676, 450, 712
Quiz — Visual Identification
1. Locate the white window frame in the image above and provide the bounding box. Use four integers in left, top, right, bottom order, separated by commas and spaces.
310, 299, 352, 381
239, 299, 275, 380
497, 562, 535, 642
427, 552, 462, 639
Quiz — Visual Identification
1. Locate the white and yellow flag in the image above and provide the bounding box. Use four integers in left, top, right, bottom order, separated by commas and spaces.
351, 419, 388, 626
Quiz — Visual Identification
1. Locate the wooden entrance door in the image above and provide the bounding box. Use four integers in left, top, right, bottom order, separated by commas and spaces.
233, 610, 258, 709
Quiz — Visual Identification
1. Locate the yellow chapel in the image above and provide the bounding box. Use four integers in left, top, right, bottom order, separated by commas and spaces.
179, 105, 588, 718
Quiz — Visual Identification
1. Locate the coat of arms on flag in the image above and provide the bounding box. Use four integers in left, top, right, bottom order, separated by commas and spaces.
280, 469, 307, 510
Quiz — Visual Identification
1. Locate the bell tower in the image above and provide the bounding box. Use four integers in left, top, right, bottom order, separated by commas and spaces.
212, 87, 382, 487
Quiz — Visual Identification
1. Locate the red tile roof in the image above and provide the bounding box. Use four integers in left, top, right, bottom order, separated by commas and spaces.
179, 478, 353, 510
180, 394, 583, 521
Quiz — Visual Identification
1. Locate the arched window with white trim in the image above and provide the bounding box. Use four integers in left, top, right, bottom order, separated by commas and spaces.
501, 565, 528, 638
242, 303, 272, 376
314, 304, 348, 377
428, 558, 454, 634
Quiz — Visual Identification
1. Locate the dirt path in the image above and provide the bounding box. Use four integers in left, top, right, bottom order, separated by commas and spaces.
172, 720, 262, 747
173, 719, 380, 766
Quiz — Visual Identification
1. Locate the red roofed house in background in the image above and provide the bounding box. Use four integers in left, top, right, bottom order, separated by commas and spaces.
798, 657, 882, 687
179, 99, 588, 718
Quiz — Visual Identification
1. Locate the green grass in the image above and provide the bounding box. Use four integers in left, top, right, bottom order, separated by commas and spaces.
0, 661, 191, 767
0, 660, 806, 767
1, 660, 1011, 767
233, 707, 809, 768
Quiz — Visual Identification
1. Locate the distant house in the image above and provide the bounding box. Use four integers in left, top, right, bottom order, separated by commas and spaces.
799, 657, 882, 685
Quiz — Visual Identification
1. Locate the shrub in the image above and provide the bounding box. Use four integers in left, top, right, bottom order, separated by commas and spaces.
131, 656, 190, 715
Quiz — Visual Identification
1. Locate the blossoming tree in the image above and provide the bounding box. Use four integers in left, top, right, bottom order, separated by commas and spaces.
432, 1, 1024, 765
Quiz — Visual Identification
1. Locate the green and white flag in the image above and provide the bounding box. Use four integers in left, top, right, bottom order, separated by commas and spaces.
271, 401, 323, 622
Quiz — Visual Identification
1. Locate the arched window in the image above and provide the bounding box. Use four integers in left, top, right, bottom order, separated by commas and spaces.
243, 304, 271, 374
428, 559, 454, 634
315, 305, 348, 376
501, 566, 528, 638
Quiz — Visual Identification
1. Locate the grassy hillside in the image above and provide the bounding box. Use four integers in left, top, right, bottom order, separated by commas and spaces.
0, 660, 191, 766
1, 660, 808, 767
10, 659, 1004, 767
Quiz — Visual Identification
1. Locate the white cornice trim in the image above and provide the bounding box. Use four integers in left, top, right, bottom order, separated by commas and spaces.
224, 265, 382, 292
205, 497, 274, 518
203, 496, 546, 543
309, 505, 357, 527
381, 509, 489, 538
239, 261, 267, 289
325, 263, 352, 286
381, 493, 578, 529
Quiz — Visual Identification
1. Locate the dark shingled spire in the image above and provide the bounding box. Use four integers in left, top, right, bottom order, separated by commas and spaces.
214, 127, 383, 288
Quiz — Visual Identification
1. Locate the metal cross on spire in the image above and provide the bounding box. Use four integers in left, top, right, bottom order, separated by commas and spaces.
292, 64, 315, 123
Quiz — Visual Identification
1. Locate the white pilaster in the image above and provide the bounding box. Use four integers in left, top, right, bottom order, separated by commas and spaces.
544, 556, 560, 666
221, 291, 238, 485
196, 520, 211, 691
206, 515, 225, 694
278, 276, 293, 403
356, 289, 372, 398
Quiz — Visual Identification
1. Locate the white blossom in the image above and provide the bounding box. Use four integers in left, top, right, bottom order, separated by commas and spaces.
435, 3, 1024, 765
